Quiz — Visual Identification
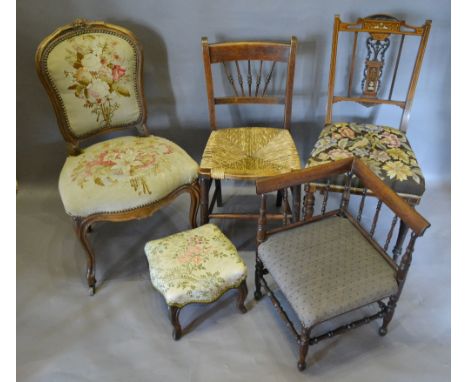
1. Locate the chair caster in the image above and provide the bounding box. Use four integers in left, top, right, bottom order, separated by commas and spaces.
297, 361, 306, 371
378, 327, 387, 336
172, 329, 181, 341
254, 291, 263, 301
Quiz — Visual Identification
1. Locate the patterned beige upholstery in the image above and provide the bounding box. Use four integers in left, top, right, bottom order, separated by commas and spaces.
307, 122, 425, 196
45, 31, 142, 137
59, 135, 198, 216
200, 127, 301, 179
258, 216, 398, 327
145, 224, 247, 308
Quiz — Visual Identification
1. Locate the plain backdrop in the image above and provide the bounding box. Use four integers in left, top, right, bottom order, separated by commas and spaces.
16, 0, 450, 185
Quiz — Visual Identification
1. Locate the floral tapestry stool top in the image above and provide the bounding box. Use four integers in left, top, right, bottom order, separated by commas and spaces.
144, 224, 248, 340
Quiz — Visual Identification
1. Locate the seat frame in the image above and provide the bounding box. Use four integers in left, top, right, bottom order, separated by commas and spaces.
254, 158, 430, 371
36, 19, 200, 295
199, 37, 300, 224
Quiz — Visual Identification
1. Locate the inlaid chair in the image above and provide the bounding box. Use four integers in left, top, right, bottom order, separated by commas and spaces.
199, 37, 301, 224
254, 158, 430, 370
36, 20, 200, 295
306, 15, 431, 257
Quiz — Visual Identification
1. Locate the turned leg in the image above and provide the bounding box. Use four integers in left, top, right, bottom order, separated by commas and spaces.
236, 279, 248, 313
297, 326, 312, 371
254, 257, 264, 300
74, 217, 97, 296
303, 185, 315, 220
392, 220, 409, 261
379, 295, 398, 336
199, 175, 210, 225
276, 189, 283, 207
187, 183, 200, 228
291, 185, 301, 222
215, 179, 223, 207
169, 305, 182, 340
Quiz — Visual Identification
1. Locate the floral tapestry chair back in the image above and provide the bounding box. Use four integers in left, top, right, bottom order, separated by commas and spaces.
36, 20, 147, 153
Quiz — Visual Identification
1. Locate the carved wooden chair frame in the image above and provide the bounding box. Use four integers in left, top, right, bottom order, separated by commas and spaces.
254, 158, 430, 370
308, 14, 431, 258
36, 20, 200, 295
199, 37, 301, 225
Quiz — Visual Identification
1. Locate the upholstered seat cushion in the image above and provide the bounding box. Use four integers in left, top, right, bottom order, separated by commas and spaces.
144, 224, 247, 307
306, 122, 425, 196
59, 135, 198, 216
258, 216, 398, 327
200, 127, 301, 179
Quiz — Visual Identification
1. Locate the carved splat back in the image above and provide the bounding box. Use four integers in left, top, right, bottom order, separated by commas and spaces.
201, 37, 297, 130
326, 15, 431, 132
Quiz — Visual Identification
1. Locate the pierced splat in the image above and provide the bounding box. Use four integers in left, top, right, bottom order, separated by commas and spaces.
361, 37, 390, 98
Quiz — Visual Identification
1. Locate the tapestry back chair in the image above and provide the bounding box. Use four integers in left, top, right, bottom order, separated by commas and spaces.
36, 20, 199, 295
254, 158, 430, 371
306, 14, 431, 258
199, 37, 301, 224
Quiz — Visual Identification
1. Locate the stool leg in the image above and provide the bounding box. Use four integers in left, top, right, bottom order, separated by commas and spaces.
236, 280, 248, 314
169, 306, 182, 340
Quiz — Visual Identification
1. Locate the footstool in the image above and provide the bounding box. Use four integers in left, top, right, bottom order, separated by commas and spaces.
144, 224, 248, 340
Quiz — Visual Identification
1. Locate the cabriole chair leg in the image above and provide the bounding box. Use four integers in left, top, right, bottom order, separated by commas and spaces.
169, 305, 182, 340
74, 218, 97, 296
237, 279, 248, 313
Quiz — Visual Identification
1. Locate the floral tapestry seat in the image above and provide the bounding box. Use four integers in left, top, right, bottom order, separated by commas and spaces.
59, 135, 199, 217
145, 224, 248, 339
306, 122, 425, 197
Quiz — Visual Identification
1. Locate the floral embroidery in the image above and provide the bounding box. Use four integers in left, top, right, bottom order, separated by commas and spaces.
63, 35, 133, 127
382, 161, 413, 181
145, 224, 247, 306
307, 122, 424, 193
70, 136, 175, 195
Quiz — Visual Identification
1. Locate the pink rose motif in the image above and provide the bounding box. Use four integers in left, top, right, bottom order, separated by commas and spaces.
112, 64, 126, 81
338, 126, 355, 139
178, 244, 203, 265
328, 148, 353, 161
381, 132, 401, 148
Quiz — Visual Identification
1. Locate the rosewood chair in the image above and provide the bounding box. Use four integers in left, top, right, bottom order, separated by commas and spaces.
306, 15, 431, 258
36, 20, 200, 295
254, 158, 430, 371
199, 37, 301, 224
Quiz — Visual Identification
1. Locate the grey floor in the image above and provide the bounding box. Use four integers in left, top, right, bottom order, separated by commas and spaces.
17, 180, 450, 382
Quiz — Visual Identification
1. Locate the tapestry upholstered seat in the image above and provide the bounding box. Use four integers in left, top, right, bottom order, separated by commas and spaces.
200, 127, 301, 180
144, 224, 248, 340
306, 122, 425, 197
258, 216, 398, 327
59, 135, 198, 217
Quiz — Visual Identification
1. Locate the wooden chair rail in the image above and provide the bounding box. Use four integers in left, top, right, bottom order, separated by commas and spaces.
208, 41, 292, 63
214, 96, 284, 105
256, 158, 430, 236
